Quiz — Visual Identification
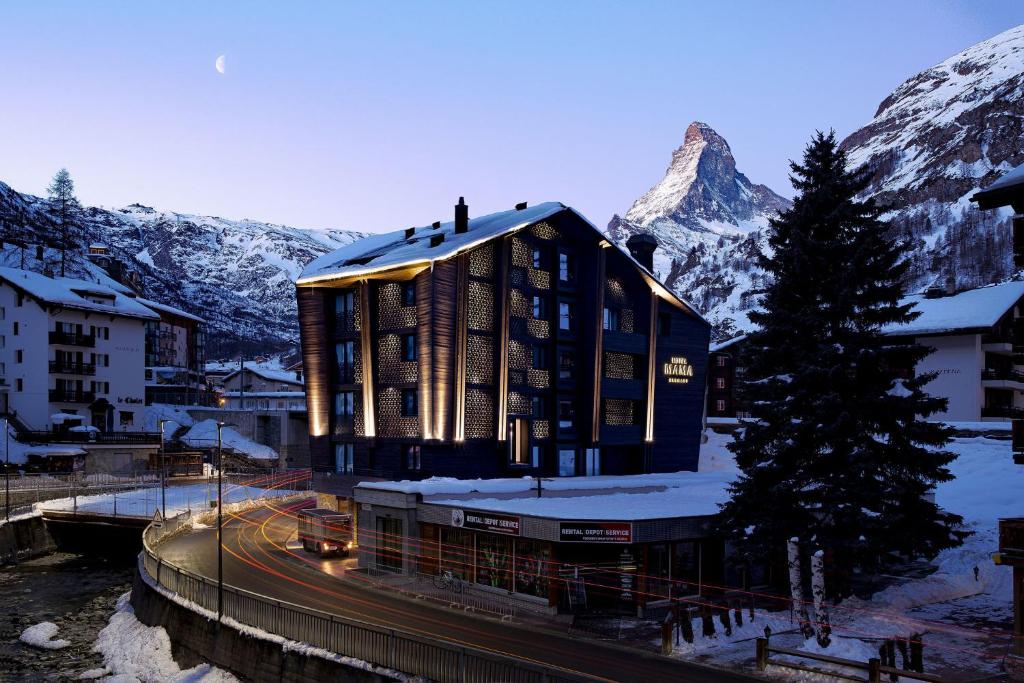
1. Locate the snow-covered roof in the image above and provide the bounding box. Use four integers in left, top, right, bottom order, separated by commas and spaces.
0, 267, 159, 321
883, 280, 1024, 336
357, 470, 733, 520
223, 365, 303, 385
982, 163, 1024, 194
973, 162, 1024, 209
223, 391, 305, 398
710, 334, 746, 352
297, 201, 707, 323
24, 445, 86, 458
134, 296, 205, 323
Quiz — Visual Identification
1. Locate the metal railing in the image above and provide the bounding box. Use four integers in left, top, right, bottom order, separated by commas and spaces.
18, 431, 162, 445
49, 360, 97, 375
142, 512, 592, 682
48, 389, 96, 403
755, 638, 943, 682
49, 330, 96, 347
981, 368, 1024, 383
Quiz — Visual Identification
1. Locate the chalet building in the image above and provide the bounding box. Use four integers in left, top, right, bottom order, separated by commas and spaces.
0, 267, 160, 472
295, 200, 710, 492
221, 364, 304, 394
707, 335, 745, 419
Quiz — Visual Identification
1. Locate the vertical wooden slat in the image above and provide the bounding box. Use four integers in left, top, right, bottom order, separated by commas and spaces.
416, 270, 434, 440
358, 281, 376, 439
452, 254, 470, 442
496, 237, 512, 442
296, 285, 331, 470
645, 290, 658, 444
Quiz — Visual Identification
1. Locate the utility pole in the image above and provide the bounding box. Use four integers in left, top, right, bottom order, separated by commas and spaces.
216, 420, 225, 622
4, 417, 9, 522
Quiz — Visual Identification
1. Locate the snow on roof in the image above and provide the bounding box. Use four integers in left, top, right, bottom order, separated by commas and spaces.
710, 334, 746, 352
980, 162, 1024, 195
883, 280, 1024, 336
24, 445, 86, 457
223, 364, 303, 385
134, 296, 205, 323
297, 201, 707, 323
358, 470, 733, 521
0, 267, 159, 320
181, 419, 279, 460
224, 391, 305, 398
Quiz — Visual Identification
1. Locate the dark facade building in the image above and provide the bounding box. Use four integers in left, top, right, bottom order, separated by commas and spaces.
295, 201, 710, 492
707, 335, 745, 419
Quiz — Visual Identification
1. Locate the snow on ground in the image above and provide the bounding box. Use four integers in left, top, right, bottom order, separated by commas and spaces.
20, 621, 71, 650
143, 404, 196, 434
37, 482, 296, 518
668, 432, 1022, 679
93, 593, 237, 683
183, 420, 278, 460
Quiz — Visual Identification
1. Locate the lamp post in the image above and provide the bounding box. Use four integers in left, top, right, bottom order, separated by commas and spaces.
216, 420, 225, 621
4, 417, 9, 523
158, 419, 169, 519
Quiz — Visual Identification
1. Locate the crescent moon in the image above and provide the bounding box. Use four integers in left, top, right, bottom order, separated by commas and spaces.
215, 55, 226, 74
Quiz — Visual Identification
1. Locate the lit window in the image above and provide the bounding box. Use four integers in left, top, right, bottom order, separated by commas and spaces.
716, 355, 727, 367
558, 401, 574, 429
559, 302, 573, 331
715, 399, 726, 412
558, 351, 574, 380
335, 443, 354, 473
603, 307, 620, 332
532, 247, 542, 269
404, 444, 422, 470
401, 389, 418, 417
532, 295, 546, 319
715, 377, 726, 389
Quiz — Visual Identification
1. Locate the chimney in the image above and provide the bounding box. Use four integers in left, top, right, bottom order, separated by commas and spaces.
430, 234, 445, 248
404, 227, 415, 239
626, 233, 658, 272
455, 197, 469, 234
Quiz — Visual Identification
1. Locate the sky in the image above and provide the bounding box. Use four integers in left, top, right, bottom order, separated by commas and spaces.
1, 1, 1023, 234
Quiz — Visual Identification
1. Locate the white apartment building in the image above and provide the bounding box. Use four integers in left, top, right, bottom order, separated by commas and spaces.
883, 280, 1024, 422
0, 267, 157, 433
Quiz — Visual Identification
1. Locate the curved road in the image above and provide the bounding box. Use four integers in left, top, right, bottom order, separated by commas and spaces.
157, 502, 757, 683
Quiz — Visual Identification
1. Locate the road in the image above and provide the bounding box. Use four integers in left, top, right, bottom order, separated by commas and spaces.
157, 502, 758, 683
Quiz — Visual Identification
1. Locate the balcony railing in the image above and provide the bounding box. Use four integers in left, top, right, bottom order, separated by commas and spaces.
982, 368, 1024, 383
981, 405, 1024, 419
49, 330, 96, 347
20, 430, 162, 445
49, 360, 97, 376
49, 389, 96, 403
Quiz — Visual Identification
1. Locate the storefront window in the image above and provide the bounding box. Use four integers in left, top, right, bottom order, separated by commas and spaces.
476, 533, 512, 590
672, 541, 700, 594
440, 528, 473, 580
648, 543, 671, 599
514, 538, 551, 599
376, 517, 402, 572
558, 449, 576, 476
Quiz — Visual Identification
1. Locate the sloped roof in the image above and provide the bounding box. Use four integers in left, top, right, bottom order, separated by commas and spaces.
882, 280, 1024, 336
296, 201, 707, 323
134, 296, 205, 323
0, 267, 159, 320
223, 364, 304, 385
973, 162, 1024, 209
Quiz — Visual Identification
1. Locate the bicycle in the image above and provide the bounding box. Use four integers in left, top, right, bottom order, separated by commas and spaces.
433, 569, 464, 593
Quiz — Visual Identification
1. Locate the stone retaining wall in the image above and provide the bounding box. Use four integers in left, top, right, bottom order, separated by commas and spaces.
0, 515, 56, 565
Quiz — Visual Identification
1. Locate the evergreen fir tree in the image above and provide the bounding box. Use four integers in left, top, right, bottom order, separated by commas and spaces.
719, 132, 966, 598
47, 168, 81, 277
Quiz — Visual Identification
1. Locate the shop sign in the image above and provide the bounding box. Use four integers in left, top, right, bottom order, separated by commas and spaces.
451, 508, 521, 536
559, 521, 632, 543
663, 356, 694, 384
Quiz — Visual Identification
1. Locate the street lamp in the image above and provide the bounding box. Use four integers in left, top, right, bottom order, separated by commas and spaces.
216, 420, 226, 621
158, 419, 169, 519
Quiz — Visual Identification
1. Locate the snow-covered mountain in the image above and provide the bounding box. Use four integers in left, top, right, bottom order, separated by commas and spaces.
607, 121, 790, 339
0, 181, 363, 355
611, 25, 1024, 340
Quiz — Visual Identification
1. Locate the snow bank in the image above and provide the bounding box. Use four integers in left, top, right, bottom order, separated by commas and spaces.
20, 621, 71, 650
144, 404, 196, 433
94, 593, 236, 682
183, 420, 278, 460
38, 483, 297, 518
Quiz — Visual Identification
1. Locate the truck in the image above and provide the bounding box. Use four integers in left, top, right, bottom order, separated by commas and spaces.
297, 508, 353, 556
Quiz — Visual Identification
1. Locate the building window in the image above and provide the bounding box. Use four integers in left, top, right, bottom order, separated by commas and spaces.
532, 345, 547, 370
335, 341, 355, 383
119, 412, 134, 428
335, 391, 355, 434
558, 449, 576, 476
657, 312, 671, 337
715, 399, 726, 412
603, 307, 620, 332
510, 418, 530, 465
335, 290, 356, 330
12, 322, 18, 336
532, 247, 542, 269
559, 302, 573, 331
334, 444, 354, 473
559, 252, 572, 282
715, 377, 726, 389
404, 444, 421, 470
531, 445, 541, 468
16, 293, 23, 307
716, 355, 727, 367
531, 395, 546, 419
401, 281, 416, 307
401, 388, 418, 417
402, 333, 417, 361
558, 400, 574, 429
15, 349, 22, 363
532, 295, 546, 319
558, 351, 574, 380
584, 448, 600, 476
16, 378, 22, 392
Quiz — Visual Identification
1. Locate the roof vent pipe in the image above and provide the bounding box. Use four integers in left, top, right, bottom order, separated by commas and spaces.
515, 201, 528, 211
430, 234, 445, 248
431, 221, 441, 229
455, 197, 469, 234
404, 227, 415, 238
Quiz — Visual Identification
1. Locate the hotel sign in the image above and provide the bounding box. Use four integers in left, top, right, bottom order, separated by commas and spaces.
559, 521, 632, 544
663, 356, 694, 384
451, 509, 521, 536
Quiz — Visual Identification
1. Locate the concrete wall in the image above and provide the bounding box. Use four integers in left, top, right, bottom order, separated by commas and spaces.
0, 515, 56, 564
130, 568, 395, 683
916, 334, 983, 421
